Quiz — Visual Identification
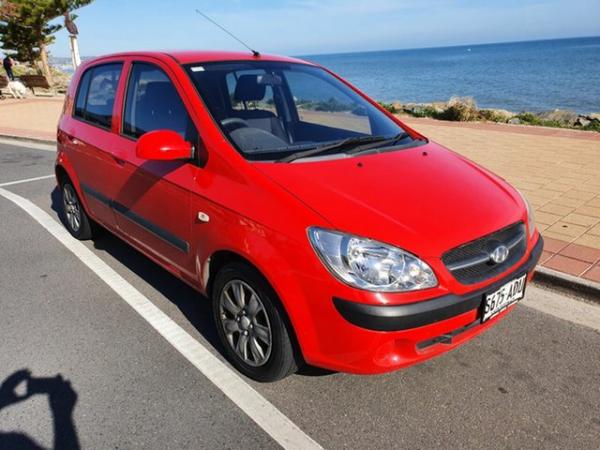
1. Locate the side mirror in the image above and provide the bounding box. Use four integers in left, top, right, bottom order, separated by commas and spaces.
136, 130, 192, 161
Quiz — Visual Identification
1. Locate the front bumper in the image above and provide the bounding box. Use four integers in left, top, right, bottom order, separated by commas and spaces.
300, 236, 543, 374
333, 236, 544, 331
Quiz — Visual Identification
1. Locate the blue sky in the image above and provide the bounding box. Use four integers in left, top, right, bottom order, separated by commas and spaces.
48, 0, 600, 58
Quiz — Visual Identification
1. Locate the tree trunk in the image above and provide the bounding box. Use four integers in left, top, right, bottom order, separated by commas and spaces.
39, 42, 53, 85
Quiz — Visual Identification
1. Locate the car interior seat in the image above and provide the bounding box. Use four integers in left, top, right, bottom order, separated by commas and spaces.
232, 75, 288, 141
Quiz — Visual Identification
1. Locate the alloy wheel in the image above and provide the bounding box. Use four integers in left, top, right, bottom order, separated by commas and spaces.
63, 184, 82, 232
218, 279, 272, 367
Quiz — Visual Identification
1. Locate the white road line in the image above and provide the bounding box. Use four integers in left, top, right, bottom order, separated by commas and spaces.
0, 137, 56, 152
523, 285, 600, 332
0, 174, 55, 187
0, 187, 322, 450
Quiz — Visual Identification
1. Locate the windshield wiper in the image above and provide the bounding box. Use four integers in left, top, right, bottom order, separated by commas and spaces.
277, 135, 388, 163
345, 132, 412, 156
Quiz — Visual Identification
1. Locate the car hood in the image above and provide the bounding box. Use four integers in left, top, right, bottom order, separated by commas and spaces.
254, 142, 524, 257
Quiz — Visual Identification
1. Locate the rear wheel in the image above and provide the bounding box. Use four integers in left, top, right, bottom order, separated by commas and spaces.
212, 262, 300, 382
60, 181, 95, 240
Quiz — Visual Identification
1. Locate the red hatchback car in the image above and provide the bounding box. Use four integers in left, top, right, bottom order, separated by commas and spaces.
56, 51, 543, 381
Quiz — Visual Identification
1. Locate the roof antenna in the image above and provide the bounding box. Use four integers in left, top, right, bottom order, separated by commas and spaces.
194, 9, 260, 57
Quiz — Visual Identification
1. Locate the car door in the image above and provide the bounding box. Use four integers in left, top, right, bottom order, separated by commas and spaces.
65, 61, 124, 229
112, 60, 199, 277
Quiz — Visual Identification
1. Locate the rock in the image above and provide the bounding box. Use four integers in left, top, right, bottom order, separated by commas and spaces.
401, 103, 437, 117
576, 117, 591, 127
495, 109, 515, 120
508, 118, 521, 125
430, 102, 446, 114
480, 109, 514, 122
538, 109, 578, 126
490, 110, 507, 119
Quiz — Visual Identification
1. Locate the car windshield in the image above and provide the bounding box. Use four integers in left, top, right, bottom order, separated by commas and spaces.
185, 61, 421, 161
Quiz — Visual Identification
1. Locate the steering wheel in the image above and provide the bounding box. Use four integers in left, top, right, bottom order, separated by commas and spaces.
221, 118, 250, 132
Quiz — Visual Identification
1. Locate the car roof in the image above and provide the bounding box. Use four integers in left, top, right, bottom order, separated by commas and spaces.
85, 50, 312, 66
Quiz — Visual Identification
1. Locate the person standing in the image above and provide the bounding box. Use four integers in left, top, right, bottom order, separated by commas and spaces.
3, 55, 15, 81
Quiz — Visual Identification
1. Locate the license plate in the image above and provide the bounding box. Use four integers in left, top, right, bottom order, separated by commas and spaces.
481, 274, 526, 323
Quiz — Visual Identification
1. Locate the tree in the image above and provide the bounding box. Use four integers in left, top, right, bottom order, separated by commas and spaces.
0, 2, 60, 82
0, 0, 92, 83
0, 1, 18, 19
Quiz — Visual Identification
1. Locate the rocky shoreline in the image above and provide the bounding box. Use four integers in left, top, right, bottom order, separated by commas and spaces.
379, 97, 600, 132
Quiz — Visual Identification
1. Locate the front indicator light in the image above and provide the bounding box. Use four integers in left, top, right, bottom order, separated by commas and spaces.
517, 190, 536, 238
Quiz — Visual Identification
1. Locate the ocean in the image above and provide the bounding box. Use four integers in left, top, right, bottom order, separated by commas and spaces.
303, 37, 600, 114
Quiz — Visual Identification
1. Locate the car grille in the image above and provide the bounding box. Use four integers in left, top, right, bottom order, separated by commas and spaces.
442, 222, 526, 284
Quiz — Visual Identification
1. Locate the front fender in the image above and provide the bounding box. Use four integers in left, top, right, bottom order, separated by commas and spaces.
196, 214, 333, 365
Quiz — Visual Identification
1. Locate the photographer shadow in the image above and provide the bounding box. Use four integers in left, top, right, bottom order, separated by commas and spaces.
0, 370, 79, 450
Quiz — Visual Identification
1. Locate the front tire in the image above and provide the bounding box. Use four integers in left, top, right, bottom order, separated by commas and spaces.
60, 181, 95, 240
212, 262, 300, 382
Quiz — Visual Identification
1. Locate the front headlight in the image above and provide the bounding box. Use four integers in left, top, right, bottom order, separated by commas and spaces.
308, 227, 437, 292
517, 190, 536, 238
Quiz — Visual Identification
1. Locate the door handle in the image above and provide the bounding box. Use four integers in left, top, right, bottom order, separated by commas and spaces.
112, 156, 126, 166
64, 134, 79, 145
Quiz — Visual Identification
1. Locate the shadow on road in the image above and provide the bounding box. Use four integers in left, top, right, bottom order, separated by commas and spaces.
50, 187, 66, 229
50, 186, 335, 379
94, 231, 222, 347
0, 369, 80, 450
51, 185, 223, 353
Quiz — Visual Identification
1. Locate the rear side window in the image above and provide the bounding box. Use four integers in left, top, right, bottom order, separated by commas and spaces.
74, 70, 91, 118
73, 63, 122, 129
123, 63, 196, 140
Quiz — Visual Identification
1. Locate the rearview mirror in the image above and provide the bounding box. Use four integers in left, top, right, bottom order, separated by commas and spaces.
136, 130, 192, 161
257, 74, 282, 86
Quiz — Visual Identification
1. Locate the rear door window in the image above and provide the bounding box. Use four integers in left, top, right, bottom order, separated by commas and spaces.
123, 63, 196, 141
73, 63, 122, 129
73, 70, 91, 118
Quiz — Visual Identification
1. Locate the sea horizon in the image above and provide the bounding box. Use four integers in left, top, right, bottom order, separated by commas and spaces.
50, 36, 600, 114
300, 34, 600, 59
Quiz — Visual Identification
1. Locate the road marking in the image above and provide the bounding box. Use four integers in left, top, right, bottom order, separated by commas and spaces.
0, 137, 56, 152
0, 174, 55, 187
0, 187, 322, 450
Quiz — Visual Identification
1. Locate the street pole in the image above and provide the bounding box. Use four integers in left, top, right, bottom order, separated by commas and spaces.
69, 34, 81, 69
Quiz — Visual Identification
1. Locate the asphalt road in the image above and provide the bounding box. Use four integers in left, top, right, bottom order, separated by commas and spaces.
1, 139, 599, 449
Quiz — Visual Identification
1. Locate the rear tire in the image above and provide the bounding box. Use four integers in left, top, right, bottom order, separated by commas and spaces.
212, 262, 300, 382
60, 180, 95, 240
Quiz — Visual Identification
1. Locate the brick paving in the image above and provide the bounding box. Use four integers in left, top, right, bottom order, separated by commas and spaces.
1, 97, 599, 283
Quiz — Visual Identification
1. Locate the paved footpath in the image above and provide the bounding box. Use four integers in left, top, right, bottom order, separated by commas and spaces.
0, 97, 61, 142
1, 97, 600, 283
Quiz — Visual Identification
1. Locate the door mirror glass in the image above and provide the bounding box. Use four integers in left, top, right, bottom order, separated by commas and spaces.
136, 130, 192, 161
